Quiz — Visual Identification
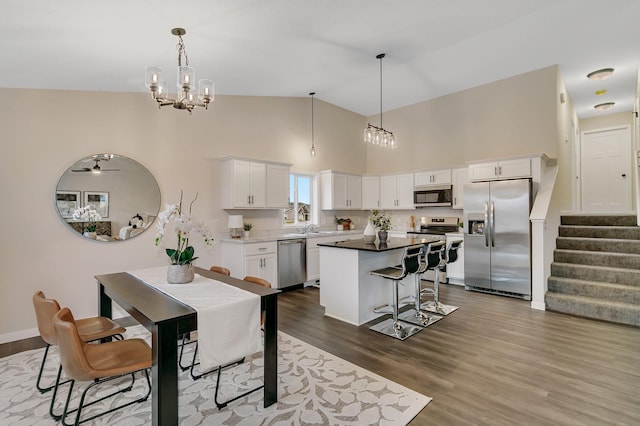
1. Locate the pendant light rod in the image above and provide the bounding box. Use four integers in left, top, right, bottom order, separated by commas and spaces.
309, 92, 316, 157
377, 53, 385, 129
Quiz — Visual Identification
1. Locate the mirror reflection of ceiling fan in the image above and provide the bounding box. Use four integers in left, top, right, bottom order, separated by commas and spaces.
71, 154, 120, 173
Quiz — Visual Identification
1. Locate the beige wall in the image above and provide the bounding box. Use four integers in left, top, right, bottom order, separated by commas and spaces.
365, 66, 559, 174
579, 111, 633, 132
0, 88, 365, 340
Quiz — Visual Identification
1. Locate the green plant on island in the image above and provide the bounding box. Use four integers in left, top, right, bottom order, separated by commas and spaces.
369, 209, 391, 231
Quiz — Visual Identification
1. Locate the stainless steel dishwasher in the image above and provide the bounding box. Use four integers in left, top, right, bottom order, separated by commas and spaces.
277, 238, 307, 289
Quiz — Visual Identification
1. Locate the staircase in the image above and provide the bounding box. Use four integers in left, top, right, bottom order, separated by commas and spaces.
546, 214, 640, 327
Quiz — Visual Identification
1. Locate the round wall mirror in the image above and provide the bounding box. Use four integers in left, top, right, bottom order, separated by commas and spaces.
55, 154, 161, 242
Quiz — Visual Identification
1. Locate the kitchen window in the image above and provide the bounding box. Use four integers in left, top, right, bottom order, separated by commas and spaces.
283, 173, 315, 226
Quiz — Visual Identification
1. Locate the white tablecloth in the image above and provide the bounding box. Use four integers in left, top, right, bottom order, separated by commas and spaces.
128, 267, 261, 370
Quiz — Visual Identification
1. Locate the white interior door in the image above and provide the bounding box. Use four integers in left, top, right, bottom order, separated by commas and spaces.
581, 126, 632, 213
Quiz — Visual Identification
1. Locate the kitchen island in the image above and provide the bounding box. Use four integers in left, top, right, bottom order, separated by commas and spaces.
318, 236, 442, 325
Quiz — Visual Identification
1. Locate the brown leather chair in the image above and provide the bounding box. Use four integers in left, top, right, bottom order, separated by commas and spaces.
52, 307, 151, 425
209, 265, 231, 276
32, 291, 126, 393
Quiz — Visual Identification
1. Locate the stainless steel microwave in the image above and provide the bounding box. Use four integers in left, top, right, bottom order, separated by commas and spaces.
413, 185, 453, 207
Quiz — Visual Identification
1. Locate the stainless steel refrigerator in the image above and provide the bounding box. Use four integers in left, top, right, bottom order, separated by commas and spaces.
463, 179, 532, 299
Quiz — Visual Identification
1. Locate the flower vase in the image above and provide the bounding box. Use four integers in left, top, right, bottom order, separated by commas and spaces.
167, 264, 195, 284
83, 231, 97, 239
377, 230, 388, 243
243, 230, 250, 238
364, 220, 376, 243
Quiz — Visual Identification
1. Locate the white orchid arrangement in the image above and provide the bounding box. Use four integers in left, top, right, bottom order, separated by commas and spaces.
72, 205, 102, 232
155, 191, 214, 265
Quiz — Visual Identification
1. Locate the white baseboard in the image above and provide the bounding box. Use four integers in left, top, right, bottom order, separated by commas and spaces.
530, 301, 546, 311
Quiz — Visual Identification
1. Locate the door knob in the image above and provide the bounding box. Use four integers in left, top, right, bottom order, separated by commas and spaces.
622, 174, 627, 177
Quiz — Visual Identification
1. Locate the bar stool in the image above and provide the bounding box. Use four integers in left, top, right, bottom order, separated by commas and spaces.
369, 245, 424, 340
399, 241, 446, 327
421, 240, 463, 316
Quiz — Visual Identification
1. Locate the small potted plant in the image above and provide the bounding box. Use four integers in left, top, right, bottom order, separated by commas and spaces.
243, 223, 253, 238
369, 210, 391, 242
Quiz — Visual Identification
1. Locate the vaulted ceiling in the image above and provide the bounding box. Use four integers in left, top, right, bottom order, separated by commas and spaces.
1, 0, 637, 119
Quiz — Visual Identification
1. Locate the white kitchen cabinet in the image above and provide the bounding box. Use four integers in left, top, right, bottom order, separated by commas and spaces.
380, 173, 414, 210
306, 233, 362, 282
361, 176, 381, 209
320, 171, 362, 210
222, 241, 278, 285
266, 164, 290, 208
468, 158, 531, 181
452, 167, 469, 209
221, 158, 291, 209
445, 233, 464, 285
414, 169, 452, 186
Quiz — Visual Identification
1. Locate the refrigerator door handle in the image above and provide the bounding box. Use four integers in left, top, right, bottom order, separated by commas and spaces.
484, 202, 489, 247
490, 202, 495, 247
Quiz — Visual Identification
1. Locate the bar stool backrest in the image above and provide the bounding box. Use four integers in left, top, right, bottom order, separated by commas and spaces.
444, 240, 463, 264
422, 241, 446, 271
400, 245, 424, 278
32, 291, 61, 346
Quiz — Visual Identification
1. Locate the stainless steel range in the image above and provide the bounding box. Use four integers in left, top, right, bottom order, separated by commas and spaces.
408, 216, 460, 236
407, 216, 460, 283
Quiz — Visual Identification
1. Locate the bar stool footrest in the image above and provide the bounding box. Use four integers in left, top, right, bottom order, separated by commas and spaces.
369, 318, 423, 340
420, 301, 459, 316
398, 309, 443, 327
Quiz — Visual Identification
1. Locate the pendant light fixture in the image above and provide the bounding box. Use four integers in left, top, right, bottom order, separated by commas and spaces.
309, 92, 316, 157
144, 28, 214, 113
364, 53, 397, 149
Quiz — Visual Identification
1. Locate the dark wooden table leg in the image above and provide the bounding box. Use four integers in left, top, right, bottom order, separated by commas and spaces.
152, 321, 179, 426
263, 293, 278, 407
98, 284, 113, 343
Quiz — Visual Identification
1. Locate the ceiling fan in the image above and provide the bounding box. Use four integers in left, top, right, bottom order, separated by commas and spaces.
71, 156, 120, 173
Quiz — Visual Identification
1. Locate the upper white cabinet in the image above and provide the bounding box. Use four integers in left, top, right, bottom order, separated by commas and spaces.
380, 173, 414, 210
320, 171, 362, 210
468, 158, 531, 181
221, 157, 291, 209
361, 176, 381, 209
414, 169, 452, 186
452, 167, 469, 210
266, 164, 290, 208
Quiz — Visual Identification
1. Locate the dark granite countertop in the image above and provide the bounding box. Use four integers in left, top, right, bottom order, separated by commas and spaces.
318, 236, 443, 252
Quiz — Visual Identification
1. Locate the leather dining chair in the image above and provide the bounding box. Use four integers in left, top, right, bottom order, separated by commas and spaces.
52, 307, 151, 425
209, 265, 231, 276
32, 291, 126, 420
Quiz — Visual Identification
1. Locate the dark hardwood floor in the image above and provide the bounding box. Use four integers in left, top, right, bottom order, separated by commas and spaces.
278, 284, 640, 426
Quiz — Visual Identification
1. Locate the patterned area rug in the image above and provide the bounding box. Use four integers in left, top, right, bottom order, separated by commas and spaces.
0, 325, 430, 425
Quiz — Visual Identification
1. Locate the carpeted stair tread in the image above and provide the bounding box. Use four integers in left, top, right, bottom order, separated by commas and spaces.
545, 292, 640, 327
554, 249, 640, 269
550, 262, 640, 287
547, 276, 640, 304
560, 215, 637, 227
556, 236, 640, 254
559, 225, 640, 240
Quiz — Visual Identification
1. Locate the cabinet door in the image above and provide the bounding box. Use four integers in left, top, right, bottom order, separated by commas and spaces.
362, 176, 380, 209
347, 175, 362, 209
245, 255, 263, 278
498, 158, 531, 179
468, 162, 498, 181
306, 247, 320, 281
379, 175, 398, 209
262, 254, 278, 285
266, 164, 290, 208
414, 172, 432, 187
332, 173, 348, 209
432, 169, 452, 185
232, 160, 253, 207
249, 162, 266, 207
395, 174, 415, 209
452, 167, 469, 209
